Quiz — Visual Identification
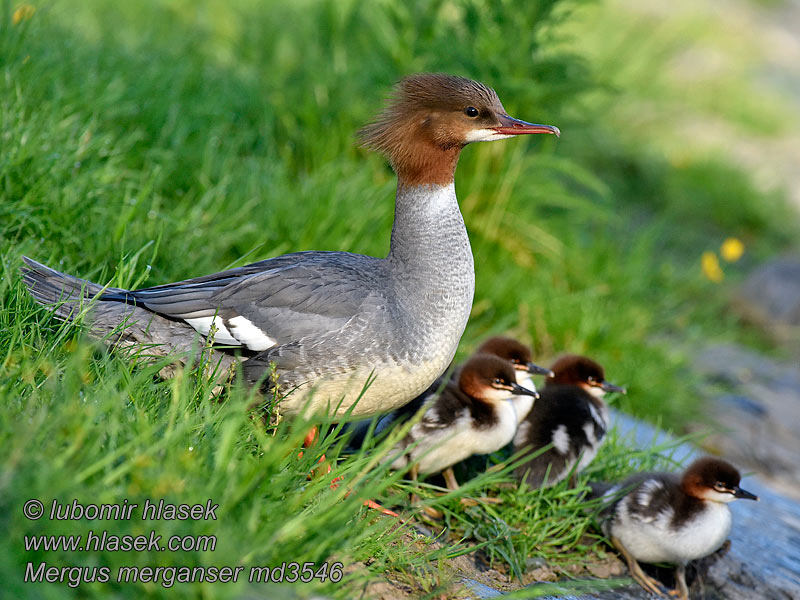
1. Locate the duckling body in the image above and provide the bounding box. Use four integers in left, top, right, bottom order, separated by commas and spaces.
389, 354, 538, 478
593, 457, 758, 599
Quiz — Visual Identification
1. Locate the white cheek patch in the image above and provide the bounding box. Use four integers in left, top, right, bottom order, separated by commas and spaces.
483, 387, 514, 402
552, 424, 570, 455
701, 489, 738, 504
228, 316, 276, 351
185, 316, 239, 345
582, 385, 606, 399
463, 129, 514, 143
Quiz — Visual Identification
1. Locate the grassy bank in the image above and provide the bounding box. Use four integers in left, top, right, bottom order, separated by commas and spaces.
2, 0, 797, 597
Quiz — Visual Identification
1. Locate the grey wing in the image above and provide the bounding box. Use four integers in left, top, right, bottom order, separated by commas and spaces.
101, 252, 387, 351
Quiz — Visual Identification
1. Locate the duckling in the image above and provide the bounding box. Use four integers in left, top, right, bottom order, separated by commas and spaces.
592, 457, 758, 599
390, 353, 538, 492
514, 354, 625, 488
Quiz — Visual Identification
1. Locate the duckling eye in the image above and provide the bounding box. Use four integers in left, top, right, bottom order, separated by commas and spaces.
464, 106, 479, 118
492, 377, 503, 386
714, 482, 727, 491
587, 376, 595, 383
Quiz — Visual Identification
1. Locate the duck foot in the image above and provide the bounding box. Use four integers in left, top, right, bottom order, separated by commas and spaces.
329, 476, 399, 518
363, 498, 400, 517
303, 428, 398, 518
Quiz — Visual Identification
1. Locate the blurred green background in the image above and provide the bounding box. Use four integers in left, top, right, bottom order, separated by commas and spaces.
2, 0, 798, 597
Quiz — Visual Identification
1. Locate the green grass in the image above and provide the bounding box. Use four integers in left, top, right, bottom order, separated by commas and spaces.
2, 0, 798, 597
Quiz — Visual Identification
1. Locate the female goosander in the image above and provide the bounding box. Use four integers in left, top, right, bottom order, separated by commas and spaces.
21, 74, 559, 419
593, 457, 758, 600
514, 354, 625, 488
387, 353, 538, 491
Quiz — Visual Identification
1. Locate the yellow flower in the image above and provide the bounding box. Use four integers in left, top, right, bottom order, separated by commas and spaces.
701, 251, 724, 282
720, 237, 744, 262
12, 4, 35, 25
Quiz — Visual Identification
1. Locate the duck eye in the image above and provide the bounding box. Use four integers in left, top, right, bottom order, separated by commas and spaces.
464, 106, 479, 118
587, 376, 595, 383
492, 377, 503, 385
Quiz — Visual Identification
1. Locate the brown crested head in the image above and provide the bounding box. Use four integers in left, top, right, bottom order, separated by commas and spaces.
476, 336, 532, 367
548, 354, 626, 394
549, 355, 605, 385
457, 353, 538, 402
358, 73, 559, 186
680, 457, 758, 502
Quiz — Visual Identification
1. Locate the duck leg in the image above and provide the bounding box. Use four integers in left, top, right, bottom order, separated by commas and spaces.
409, 463, 445, 519
298, 426, 331, 476
611, 536, 670, 598
304, 426, 398, 517
443, 467, 460, 491
442, 467, 504, 507
669, 564, 689, 600
409, 463, 421, 506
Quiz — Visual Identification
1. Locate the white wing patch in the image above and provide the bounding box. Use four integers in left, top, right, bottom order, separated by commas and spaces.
185, 316, 239, 345
583, 422, 598, 446
588, 402, 606, 429
185, 315, 276, 350
228, 316, 276, 351
552, 425, 570, 455
636, 479, 664, 508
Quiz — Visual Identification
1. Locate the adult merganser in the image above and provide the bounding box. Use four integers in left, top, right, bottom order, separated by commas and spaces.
21, 73, 559, 419
592, 457, 758, 600
514, 354, 625, 488
387, 353, 538, 491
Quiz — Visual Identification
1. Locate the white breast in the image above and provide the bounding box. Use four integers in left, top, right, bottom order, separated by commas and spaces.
613, 498, 732, 564
471, 400, 518, 455
399, 400, 518, 475
510, 375, 536, 424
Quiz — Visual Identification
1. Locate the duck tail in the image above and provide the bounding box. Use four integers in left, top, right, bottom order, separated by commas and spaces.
21, 256, 117, 320
20, 257, 234, 374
